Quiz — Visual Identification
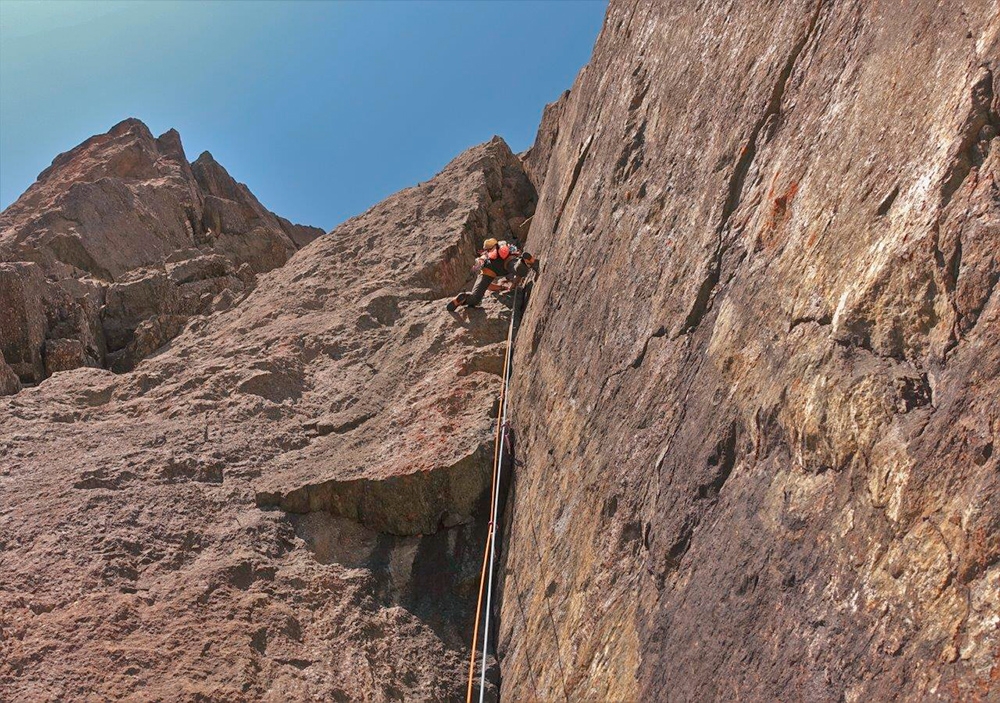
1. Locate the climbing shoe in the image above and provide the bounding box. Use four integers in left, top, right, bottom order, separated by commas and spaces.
446, 292, 468, 312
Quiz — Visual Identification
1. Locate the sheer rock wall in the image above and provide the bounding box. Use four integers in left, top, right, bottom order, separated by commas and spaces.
500, 2, 999, 700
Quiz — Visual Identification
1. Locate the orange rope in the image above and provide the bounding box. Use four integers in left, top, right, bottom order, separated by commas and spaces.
466, 291, 517, 703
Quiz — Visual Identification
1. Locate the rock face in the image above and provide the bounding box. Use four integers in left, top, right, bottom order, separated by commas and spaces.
499, 1, 999, 701
0, 118, 323, 382
0, 137, 534, 700
4, 2, 999, 700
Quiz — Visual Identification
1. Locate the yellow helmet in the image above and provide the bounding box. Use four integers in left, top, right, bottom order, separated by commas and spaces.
482, 238, 498, 250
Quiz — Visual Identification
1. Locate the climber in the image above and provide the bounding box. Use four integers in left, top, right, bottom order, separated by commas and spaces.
447, 237, 538, 312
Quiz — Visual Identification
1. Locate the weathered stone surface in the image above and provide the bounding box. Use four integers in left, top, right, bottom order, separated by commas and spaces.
499, 2, 1000, 702
190, 151, 323, 271
165, 253, 231, 285
101, 270, 180, 352
4, 2, 996, 699
43, 338, 90, 375
108, 314, 190, 372
0, 119, 322, 386
0, 351, 21, 396
277, 216, 326, 250
0, 137, 532, 700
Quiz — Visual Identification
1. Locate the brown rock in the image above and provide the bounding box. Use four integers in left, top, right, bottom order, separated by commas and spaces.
109, 314, 189, 372
277, 216, 326, 250
521, 88, 570, 190
0, 262, 47, 382
4, 3, 996, 699
43, 338, 90, 375
165, 253, 231, 285
191, 151, 318, 271
101, 270, 179, 352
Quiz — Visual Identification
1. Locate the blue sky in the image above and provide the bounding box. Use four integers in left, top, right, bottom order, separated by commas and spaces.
0, 0, 606, 230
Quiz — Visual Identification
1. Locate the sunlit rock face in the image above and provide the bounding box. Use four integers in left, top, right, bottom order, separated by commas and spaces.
0, 137, 535, 700
3, 1, 998, 699
500, 2, 999, 700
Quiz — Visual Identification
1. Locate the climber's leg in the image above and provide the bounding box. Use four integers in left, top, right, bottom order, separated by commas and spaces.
446, 273, 492, 312
463, 273, 493, 307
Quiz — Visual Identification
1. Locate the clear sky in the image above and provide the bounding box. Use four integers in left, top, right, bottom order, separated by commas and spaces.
0, 0, 606, 230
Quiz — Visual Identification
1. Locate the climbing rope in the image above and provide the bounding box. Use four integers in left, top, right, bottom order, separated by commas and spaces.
466, 284, 520, 703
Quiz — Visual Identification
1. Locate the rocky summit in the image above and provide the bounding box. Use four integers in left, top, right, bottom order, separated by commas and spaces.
2, 1, 999, 702
0, 118, 323, 383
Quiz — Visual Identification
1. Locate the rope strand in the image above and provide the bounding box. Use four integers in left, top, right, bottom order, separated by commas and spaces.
466, 285, 519, 703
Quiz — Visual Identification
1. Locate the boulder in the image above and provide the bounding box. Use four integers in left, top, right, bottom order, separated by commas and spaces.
109, 314, 189, 372
0, 351, 21, 395
101, 270, 179, 352
165, 254, 231, 285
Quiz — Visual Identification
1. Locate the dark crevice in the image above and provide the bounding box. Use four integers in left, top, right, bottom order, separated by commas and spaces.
948, 237, 964, 295
680, 263, 722, 334
597, 325, 668, 399
875, 185, 899, 217
631, 326, 667, 369
698, 423, 739, 500
789, 313, 832, 331
940, 68, 995, 208
659, 521, 695, 584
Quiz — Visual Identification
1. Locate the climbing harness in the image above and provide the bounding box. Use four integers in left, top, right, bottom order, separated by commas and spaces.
466, 283, 520, 703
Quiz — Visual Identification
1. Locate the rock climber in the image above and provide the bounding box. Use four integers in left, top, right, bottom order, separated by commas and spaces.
447, 237, 538, 312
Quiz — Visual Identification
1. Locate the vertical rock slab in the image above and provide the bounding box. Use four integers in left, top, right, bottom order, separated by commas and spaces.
501, 1, 1000, 701
521, 89, 571, 190
0, 351, 22, 395
0, 262, 48, 382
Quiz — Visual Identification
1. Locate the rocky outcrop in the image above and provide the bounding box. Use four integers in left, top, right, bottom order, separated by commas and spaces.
0, 137, 534, 700
0, 118, 322, 383
500, 2, 999, 701
0, 262, 48, 382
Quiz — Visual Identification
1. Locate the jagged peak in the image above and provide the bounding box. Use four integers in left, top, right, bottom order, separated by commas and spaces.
155, 128, 187, 162
194, 150, 218, 165
108, 116, 154, 139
